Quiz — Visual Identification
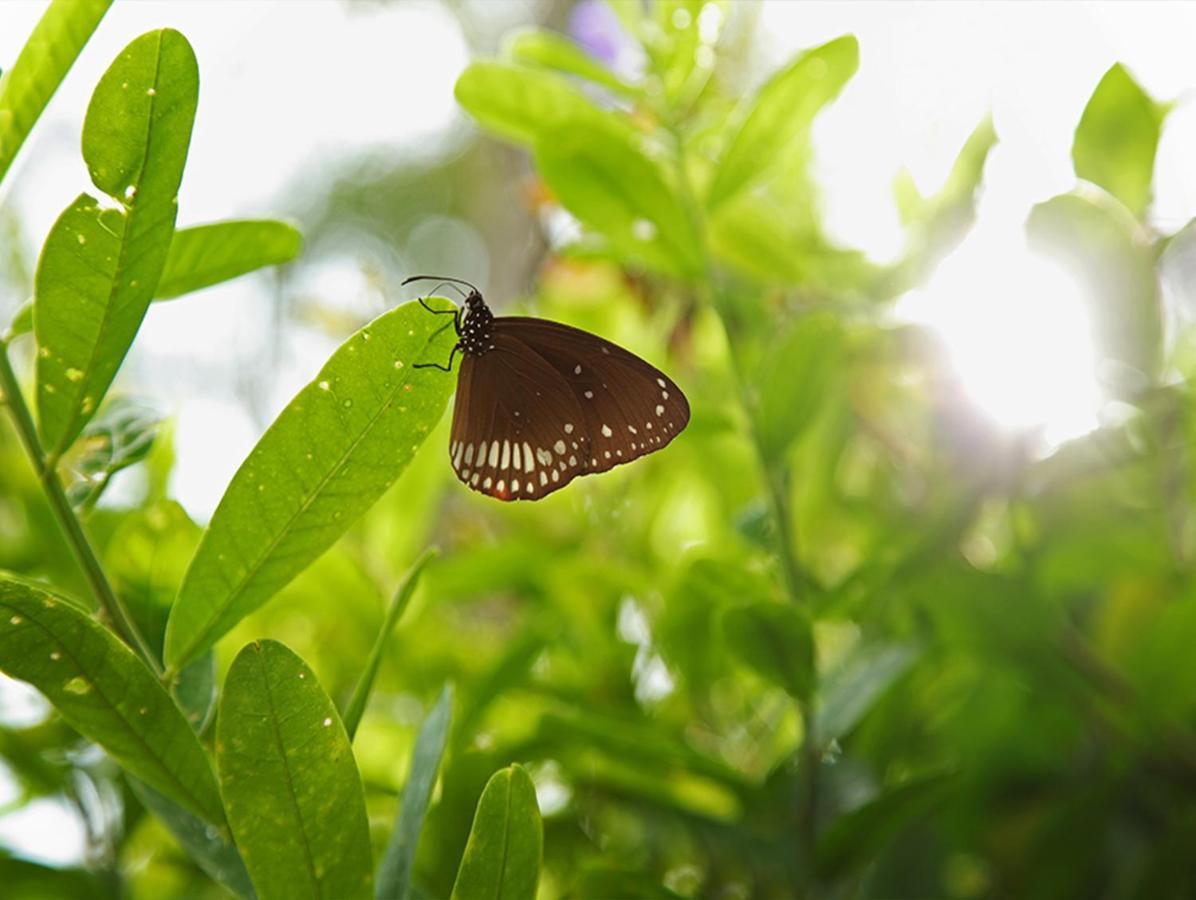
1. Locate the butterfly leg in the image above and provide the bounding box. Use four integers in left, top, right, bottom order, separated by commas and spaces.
418, 296, 460, 317
413, 342, 461, 373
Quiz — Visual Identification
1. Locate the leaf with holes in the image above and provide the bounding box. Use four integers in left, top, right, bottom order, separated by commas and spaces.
64, 398, 160, 511
163, 300, 456, 671
155, 220, 303, 300
376, 684, 453, 900
217, 640, 372, 900
35, 29, 198, 459
0, 0, 111, 187
0, 575, 223, 824
450, 764, 542, 900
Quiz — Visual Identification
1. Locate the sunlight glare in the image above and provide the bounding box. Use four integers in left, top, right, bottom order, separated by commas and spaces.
897, 228, 1102, 447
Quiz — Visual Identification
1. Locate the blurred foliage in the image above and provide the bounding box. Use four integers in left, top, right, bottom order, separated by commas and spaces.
1, 2, 1196, 899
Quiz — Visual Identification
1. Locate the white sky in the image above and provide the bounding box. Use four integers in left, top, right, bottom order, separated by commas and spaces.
2, 0, 1196, 866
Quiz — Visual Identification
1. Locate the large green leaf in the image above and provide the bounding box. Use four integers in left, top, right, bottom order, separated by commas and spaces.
450, 765, 542, 900
454, 62, 612, 148
706, 35, 858, 210
752, 312, 843, 462
35, 29, 198, 458
163, 300, 456, 671
1026, 186, 1162, 391
376, 685, 454, 900
129, 778, 256, 900
0, 0, 111, 187
721, 601, 814, 700
155, 220, 303, 300
217, 640, 373, 900
1072, 63, 1167, 219
0, 575, 223, 824
535, 123, 702, 277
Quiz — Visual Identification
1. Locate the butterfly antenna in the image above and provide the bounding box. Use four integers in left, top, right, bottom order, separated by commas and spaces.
402, 274, 481, 294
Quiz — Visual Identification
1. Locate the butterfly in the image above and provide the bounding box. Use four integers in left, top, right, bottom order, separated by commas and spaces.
406, 275, 690, 501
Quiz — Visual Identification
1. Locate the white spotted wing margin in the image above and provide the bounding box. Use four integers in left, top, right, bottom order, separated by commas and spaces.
448, 317, 689, 501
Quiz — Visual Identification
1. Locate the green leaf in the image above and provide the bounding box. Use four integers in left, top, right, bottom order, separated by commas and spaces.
0, 575, 224, 823
129, 777, 257, 900
0, 0, 111, 188
450, 765, 542, 900
721, 601, 814, 700
816, 642, 917, 743
376, 684, 454, 900
1026, 186, 1162, 390
217, 640, 373, 900
753, 312, 842, 461
64, 397, 160, 511
1073, 63, 1167, 219
344, 550, 437, 740
163, 300, 456, 671
507, 29, 637, 97
4, 299, 32, 340
155, 220, 303, 300
35, 29, 198, 458
706, 35, 858, 209
455, 62, 612, 148
535, 124, 702, 277
816, 769, 954, 878
893, 115, 998, 287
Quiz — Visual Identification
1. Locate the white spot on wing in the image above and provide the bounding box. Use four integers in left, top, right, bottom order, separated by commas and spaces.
657, 378, 667, 388
584, 390, 594, 399
523, 442, 535, 472
554, 440, 566, 454
574, 364, 582, 375
488, 442, 500, 468
564, 423, 574, 434
536, 448, 553, 466
655, 405, 665, 416
501, 440, 511, 471
540, 471, 548, 486
465, 444, 475, 465
601, 425, 612, 437
551, 470, 559, 482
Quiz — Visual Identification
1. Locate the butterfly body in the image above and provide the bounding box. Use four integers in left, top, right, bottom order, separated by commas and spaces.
409, 276, 689, 502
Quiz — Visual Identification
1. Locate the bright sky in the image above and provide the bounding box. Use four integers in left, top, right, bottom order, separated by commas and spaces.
3, 0, 1196, 866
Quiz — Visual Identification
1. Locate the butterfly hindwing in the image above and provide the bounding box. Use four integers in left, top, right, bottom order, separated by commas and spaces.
493, 317, 690, 473
449, 331, 591, 501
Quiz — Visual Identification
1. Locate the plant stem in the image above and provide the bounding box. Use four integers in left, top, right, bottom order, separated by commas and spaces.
0, 340, 161, 675
342, 548, 438, 740
665, 127, 819, 892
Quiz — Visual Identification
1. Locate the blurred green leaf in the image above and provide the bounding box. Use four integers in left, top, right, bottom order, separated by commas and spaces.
35, 29, 198, 458
4, 299, 32, 340
892, 115, 997, 287
450, 765, 542, 900
455, 62, 614, 148
0, 0, 110, 188
217, 640, 373, 900
377, 684, 454, 900
155, 220, 303, 300
1026, 186, 1162, 390
753, 312, 842, 462
129, 777, 257, 900
0, 853, 106, 900
1073, 63, 1167, 219
817, 642, 917, 743
507, 29, 637, 97
815, 769, 954, 878
535, 123, 702, 277
0, 575, 223, 823
722, 601, 814, 700
163, 300, 457, 671
706, 35, 858, 210
64, 398, 160, 511
344, 550, 436, 740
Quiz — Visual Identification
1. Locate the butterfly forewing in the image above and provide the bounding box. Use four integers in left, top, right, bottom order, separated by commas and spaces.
494, 318, 690, 473
449, 332, 592, 501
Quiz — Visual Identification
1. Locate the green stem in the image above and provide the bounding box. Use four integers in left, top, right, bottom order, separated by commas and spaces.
0, 340, 161, 675
665, 126, 818, 889
342, 548, 438, 740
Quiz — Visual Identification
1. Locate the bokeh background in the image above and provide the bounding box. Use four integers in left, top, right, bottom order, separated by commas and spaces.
4, 1, 1196, 897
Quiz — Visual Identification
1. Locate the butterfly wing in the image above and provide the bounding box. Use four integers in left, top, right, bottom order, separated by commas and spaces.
493, 317, 689, 474
449, 331, 591, 501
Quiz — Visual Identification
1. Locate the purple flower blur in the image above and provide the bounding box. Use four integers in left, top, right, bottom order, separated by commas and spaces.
568, 0, 641, 80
